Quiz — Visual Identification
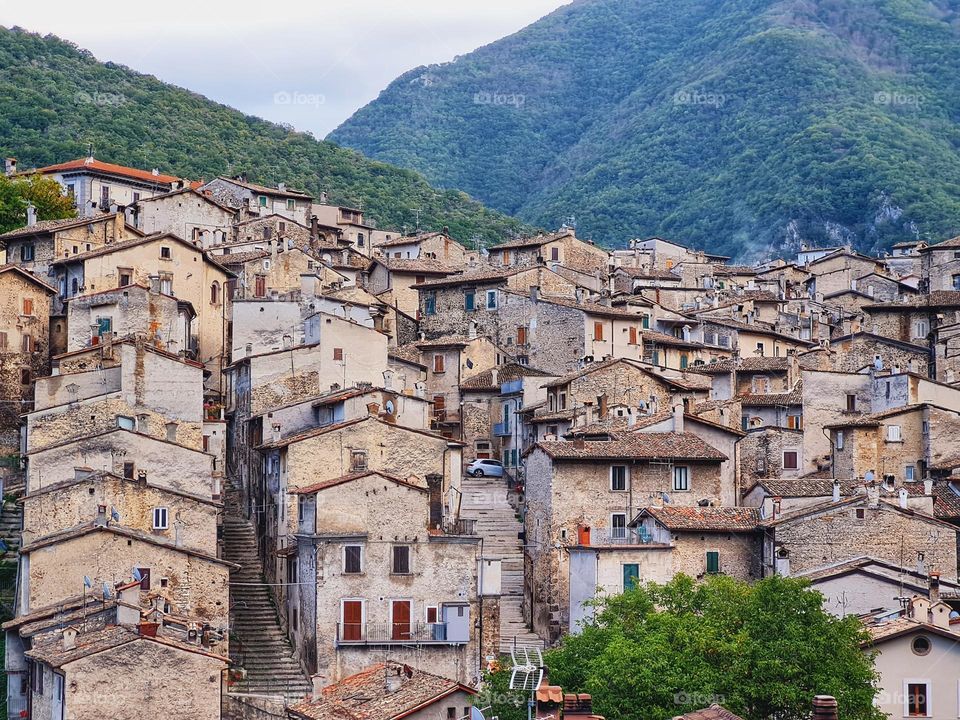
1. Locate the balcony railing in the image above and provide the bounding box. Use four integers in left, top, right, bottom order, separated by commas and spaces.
336, 621, 466, 645
494, 422, 512, 437
585, 527, 654, 546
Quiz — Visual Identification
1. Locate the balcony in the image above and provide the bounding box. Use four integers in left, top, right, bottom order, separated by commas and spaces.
336, 621, 466, 646
582, 527, 655, 546
494, 422, 512, 437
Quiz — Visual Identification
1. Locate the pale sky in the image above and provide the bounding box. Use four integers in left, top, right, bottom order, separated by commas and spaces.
3, 0, 571, 137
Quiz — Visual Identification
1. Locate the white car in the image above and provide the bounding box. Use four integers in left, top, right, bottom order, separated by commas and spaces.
467, 459, 505, 477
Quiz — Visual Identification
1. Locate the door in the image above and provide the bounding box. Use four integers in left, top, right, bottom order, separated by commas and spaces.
52, 673, 64, 720
391, 600, 411, 640
623, 563, 640, 592
342, 600, 363, 641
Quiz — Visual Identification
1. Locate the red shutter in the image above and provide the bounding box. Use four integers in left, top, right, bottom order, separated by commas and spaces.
391, 600, 411, 640
342, 601, 362, 641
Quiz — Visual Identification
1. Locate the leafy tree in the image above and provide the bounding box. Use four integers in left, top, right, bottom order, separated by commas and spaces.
0, 174, 75, 233
475, 665, 528, 720
545, 575, 880, 720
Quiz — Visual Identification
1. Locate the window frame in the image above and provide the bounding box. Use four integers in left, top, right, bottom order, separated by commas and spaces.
486, 290, 498, 310
610, 512, 627, 540
343, 544, 363, 575
706, 550, 720, 574
903, 679, 932, 718
782, 450, 799, 470
391, 545, 412, 575
152, 507, 169, 530
672, 465, 690, 491
610, 465, 628, 492
887, 425, 903, 442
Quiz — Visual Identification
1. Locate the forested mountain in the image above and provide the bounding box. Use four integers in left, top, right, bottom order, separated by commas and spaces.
330, 0, 960, 258
0, 27, 529, 243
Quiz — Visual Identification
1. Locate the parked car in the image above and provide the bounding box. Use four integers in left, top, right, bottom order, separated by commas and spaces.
466, 459, 504, 477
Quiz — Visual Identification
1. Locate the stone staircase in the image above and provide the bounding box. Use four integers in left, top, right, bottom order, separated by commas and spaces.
222, 496, 311, 700
459, 475, 545, 653
0, 496, 22, 558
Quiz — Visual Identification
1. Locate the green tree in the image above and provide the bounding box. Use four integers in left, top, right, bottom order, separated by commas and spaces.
545, 575, 880, 720
0, 174, 75, 233
475, 666, 528, 720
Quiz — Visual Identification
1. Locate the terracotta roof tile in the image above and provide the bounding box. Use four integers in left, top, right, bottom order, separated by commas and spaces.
39, 158, 183, 185
672, 705, 746, 720
373, 257, 455, 274
641, 506, 761, 532
460, 363, 553, 391
691, 357, 790, 374
534, 432, 726, 461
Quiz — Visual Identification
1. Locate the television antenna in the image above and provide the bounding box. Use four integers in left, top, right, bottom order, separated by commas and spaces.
508, 645, 545, 720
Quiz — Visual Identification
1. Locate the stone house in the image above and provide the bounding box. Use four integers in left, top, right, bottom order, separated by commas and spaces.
311, 203, 376, 257
373, 230, 469, 265
132, 187, 238, 244
523, 431, 728, 638
199, 176, 314, 226
803, 249, 888, 299
49, 233, 234, 385
36, 157, 188, 217
762, 492, 959, 580
227, 214, 343, 249
827, 332, 929, 375
0, 213, 138, 279
287, 471, 484, 685
220, 245, 335, 302
920, 235, 960, 292
255, 416, 464, 588
864, 291, 960, 352
699, 318, 814, 360
609, 267, 682, 294
64, 284, 194, 355
738, 427, 805, 500
367, 257, 456, 318
289, 662, 477, 720
486, 229, 608, 277
0, 266, 56, 455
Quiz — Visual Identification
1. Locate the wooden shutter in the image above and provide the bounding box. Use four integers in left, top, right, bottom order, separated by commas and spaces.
517, 326, 527, 345
342, 601, 362, 641
629, 327, 637, 345
391, 600, 411, 640
434, 354, 445, 373
594, 322, 604, 341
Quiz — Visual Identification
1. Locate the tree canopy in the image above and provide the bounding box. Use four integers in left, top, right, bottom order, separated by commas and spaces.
537, 575, 880, 720
0, 174, 75, 233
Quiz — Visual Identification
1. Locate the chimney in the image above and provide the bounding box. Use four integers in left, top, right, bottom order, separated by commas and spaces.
271, 422, 281, 442
4, 157, 16, 176
468, 321, 477, 340
310, 215, 320, 241
148, 274, 161, 294
426, 473, 443, 529
930, 571, 941, 603
924, 478, 933, 495
866, 481, 880, 509
62, 628, 78, 650
672, 403, 684, 433
491, 368, 499, 387
278, 182, 286, 192
812, 696, 838, 720
530, 285, 539, 302
899, 487, 908, 509
832, 480, 841, 503
26, 204, 36, 227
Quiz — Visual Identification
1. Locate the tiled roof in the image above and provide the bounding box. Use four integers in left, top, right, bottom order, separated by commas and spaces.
212, 176, 312, 199
39, 157, 183, 185
641, 328, 704, 348
692, 357, 790, 374
26, 624, 228, 668
0, 264, 58, 293
863, 617, 958, 645
288, 662, 474, 720
713, 265, 759, 276
749, 475, 857, 498
388, 344, 425, 366
932, 482, 960, 518
543, 358, 708, 391
257, 415, 460, 449
0, 212, 123, 240
534, 432, 727, 461
460, 363, 553, 391
865, 291, 960, 309
487, 230, 576, 251
672, 705, 746, 720
614, 267, 681, 280
375, 231, 451, 248
921, 235, 960, 251
372, 257, 455, 274
534, 294, 650, 320
216, 250, 270, 264
740, 381, 803, 407
641, 506, 761, 532
822, 404, 927, 429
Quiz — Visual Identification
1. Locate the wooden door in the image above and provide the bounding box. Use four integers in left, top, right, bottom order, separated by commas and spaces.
342, 601, 362, 641
391, 600, 411, 640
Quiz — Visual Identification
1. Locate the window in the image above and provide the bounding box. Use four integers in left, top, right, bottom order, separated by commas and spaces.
343, 545, 363, 574
906, 465, 916, 482
914, 319, 929, 339
680, 354, 689, 369
137, 567, 151, 590
433, 354, 445, 373
100, 185, 110, 207
20, 244, 34, 262
954, 275, 960, 291
756, 342, 765, 356
30, 661, 43, 694
594, 322, 604, 341
672, 466, 690, 491
117, 415, 135, 430
333, 347, 343, 361
152, 507, 169, 530
0, 332, 6, 350
517, 326, 528, 346
119, 269, 132, 287
845, 394, 857, 412
341, 600, 364, 641
887, 425, 902, 442
254, 275, 266, 298
22, 298, 33, 316
641, 315, 650, 329
751, 376, 770, 394
610, 513, 627, 540
357, 233, 365, 248
623, 563, 640, 590
706, 551, 720, 574
132, 191, 140, 203
783, 451, 799, 470
610, 465, 628, 492
123, 462, 135, 479
425, 292, 436, 316
210, 281, 220, 305
465, 290, 475, 311
787, 414, 803, 430
426, 605, 439, 624
856, 508, 865, 519
551, 247, 559, 262
258, 195, 268, 207
66, 183, 75, 198
905, 681, 930, 717
486, 290, 498, 310
502, 250, 511, 264
20, 368, 31, 385
911, 636, 931, 656
286, 198, 296, 211
160, 246, 171, 259
392, 545, 411, 574
350, 450, 368, 472
21, 335, 33, 352
835, 430, 844, 450
629, 326, 638, 345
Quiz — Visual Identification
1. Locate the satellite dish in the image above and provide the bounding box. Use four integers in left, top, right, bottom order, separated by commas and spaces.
470, 708, 486, 720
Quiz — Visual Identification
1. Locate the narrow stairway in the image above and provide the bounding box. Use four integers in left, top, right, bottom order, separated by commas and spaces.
222, 489, 312, 700
459, 474, 545, 653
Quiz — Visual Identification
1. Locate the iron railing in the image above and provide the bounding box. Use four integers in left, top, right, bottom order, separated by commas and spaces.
336, 621, 467, 645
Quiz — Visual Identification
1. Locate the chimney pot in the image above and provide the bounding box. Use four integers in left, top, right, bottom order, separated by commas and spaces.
672, 403, 684, 433
812, 695, 838, 720
26, 204, 37, 227
832, 480, 841, 503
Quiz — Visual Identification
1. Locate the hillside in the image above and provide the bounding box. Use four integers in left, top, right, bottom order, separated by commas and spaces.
0, 27, 530, 243
330, 0, 960, 258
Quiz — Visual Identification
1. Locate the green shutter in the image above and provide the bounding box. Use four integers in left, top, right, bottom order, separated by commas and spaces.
623, 564, 640, 590
706, 551, 720, 574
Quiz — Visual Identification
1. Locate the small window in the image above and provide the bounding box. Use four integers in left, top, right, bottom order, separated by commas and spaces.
856, 508, 865, 519
210, 281, 220, 305
20, 244, 35, 262
22, 298, 33, 316
357, 233, 365, 248
21, 335, 33, 353
152, 507, 169, 530
20, 368, 31, 385
550, 246, 559, 262
593, 322, 604, 341
465, 291, 475, 311
610, 513, 627, 539
392, 545, 411, 574
424, 292, 437, 316
433, 354, 445, 373
0, 332, 7, 350
706, 551, 720, 574
629, 326, 638, 345
350, 450, 368, 472
835, 430, 844, 450
160, 246, 171, 259
258, 195, 268, 207
286, 198, 296, 211
486, 290, 498, 310
119, 270, 132, 287
887, 425, 902, 442
783, 451, 799, 470
845, 394, 857, 412
137, 567, 151, 590
117, 415, 135, 430
911, 636, 931, 656
610, 465, 628, 492
343, 545, 363, 574
672, 466, 690, 491
123, 462, 135, 479
906, 681, 929, 717
333, 347, 344, 361
756, 342, 765, 356
425, 605, 439, 624
906, 465, 916, 482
